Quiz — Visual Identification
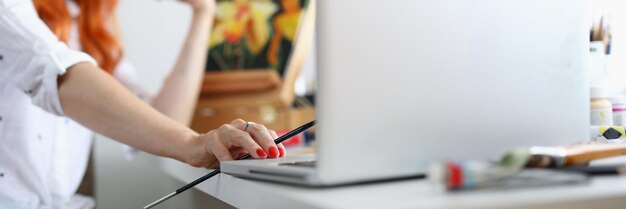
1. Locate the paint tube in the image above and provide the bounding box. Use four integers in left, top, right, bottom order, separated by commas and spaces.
429, 161, 588, 191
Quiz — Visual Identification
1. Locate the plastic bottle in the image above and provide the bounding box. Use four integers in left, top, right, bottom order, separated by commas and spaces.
590, 87, 613, 126
608, 95, 626, 126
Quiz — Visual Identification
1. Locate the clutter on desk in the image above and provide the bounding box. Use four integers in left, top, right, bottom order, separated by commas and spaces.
506, 144, 626, 168
588, 90, 626, 144
591, 126, 626, 143
588, 14, 611, 87
608, 95, 626, 126
590, 87, 613, 126
430, 161, 588, 191
588, 89, 626, 143
431, 144, 626, 192
559, 164, 626, 176
588, 13, 619, 133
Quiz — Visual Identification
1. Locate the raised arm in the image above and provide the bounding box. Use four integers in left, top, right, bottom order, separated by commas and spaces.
150, 0, 215, 125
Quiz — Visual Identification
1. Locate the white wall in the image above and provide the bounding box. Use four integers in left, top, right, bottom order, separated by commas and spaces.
95, 0, 231, 208
115, 0, 189, 93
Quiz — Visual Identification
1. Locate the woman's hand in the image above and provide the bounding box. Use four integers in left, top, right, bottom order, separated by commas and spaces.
182, 119, 287, 168
181, 0, 216, 14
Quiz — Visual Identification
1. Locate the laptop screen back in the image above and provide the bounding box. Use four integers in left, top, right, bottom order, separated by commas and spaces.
315, 0, 588, 184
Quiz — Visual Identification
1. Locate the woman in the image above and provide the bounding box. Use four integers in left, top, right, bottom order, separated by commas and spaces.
0, 0, 285, 208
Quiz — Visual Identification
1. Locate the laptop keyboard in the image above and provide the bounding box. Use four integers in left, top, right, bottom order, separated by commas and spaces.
279, 160, 317, 168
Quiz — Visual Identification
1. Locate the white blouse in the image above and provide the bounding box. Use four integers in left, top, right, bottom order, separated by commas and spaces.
0, 1, 150, 208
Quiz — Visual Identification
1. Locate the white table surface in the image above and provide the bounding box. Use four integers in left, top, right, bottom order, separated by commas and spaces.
157, 156, 626, 209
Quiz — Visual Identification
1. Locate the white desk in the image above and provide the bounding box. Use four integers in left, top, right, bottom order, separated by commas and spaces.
159, 157, 626, 209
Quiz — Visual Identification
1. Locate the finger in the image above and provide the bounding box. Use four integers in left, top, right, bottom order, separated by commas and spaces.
221, 123, 267, 159
230, 129, 268, 159
246, 123, 279, 158
230, 119, 247, 127
277, 143, 286, 157
270, 130, 286, 157
230, 119, 278, 158
230, 148, 248, 159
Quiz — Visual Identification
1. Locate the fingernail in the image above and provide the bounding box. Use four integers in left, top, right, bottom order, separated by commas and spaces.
268, 147, 279, 158
278, 147, 286, 157
256, 148, 267, 158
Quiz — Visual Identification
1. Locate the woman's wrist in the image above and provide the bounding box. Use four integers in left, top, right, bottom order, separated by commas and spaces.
190, 0, 216, 18
174, 129, 202, 164
192, 8, 215, 20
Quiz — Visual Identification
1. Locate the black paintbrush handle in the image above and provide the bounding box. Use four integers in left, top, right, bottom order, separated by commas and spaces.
175, 169, 221, 194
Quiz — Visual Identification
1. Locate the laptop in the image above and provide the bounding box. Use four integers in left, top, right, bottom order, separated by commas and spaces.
221, 0, 589, 186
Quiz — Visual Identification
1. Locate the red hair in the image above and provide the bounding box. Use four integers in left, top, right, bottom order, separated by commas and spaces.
33, 0, 124, 74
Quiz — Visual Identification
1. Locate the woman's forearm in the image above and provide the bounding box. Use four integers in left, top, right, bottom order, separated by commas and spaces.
59, 62, 279, 168
150, 10, 214, 125
59, 62, 197, 162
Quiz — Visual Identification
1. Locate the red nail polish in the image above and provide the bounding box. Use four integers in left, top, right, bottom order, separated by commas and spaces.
278, 147, 285, 157
268, 147, 279, 158
256, 148, 267, 158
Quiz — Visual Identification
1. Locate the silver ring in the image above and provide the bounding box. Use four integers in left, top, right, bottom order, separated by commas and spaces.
243, 121, 256, 131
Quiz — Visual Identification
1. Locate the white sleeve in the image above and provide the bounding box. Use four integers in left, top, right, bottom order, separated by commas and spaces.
0, 0, 97, 116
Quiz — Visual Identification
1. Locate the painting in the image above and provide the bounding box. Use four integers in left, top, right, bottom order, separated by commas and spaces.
205, 0, 310, 77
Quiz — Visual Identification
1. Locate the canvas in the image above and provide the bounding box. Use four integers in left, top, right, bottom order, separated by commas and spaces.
205, 0, 310, 77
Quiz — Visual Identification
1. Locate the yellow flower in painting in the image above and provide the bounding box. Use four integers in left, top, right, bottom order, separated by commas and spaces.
223, 17, 247, 43
210, 0, 276, 54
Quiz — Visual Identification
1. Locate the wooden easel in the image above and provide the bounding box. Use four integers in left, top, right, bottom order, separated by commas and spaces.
190, 0, 316, 132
